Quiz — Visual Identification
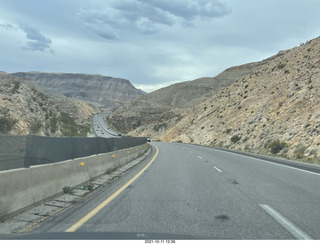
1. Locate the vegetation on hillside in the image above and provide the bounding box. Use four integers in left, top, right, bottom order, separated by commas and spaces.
0, 73, 96, 137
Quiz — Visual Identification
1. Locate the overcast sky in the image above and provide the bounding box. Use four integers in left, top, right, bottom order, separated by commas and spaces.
1, 0, 320, 92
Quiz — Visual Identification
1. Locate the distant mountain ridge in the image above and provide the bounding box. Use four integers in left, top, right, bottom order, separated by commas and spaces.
10, 72, 145, 111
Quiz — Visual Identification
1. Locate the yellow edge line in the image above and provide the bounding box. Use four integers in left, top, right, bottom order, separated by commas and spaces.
65, 145, 159, 232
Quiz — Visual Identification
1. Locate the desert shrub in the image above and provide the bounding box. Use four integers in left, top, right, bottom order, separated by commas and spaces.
264, 139, 272, 149
242, 137, 249, 143
29, 120, 43, 134
268, 140, 288, 154
294, 144, 307, 159
277, 63, 286, 69
231, 135, 241, 143
0, 116, 17, 133
244, 144, 250, 151
48, 116, 58, 133
11, 80, 21, 93
153, 123, 168, 132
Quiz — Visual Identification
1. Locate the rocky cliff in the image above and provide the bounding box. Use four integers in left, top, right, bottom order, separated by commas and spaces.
0, 72, 100, 136
110, 37, 320, 164
10, 72, 145, 111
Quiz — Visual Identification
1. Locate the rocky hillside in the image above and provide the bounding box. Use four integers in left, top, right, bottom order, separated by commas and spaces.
10, 72, 145, 111
109, 57, 270, 133
0, 72, 100, 137
110, 37, 320, 163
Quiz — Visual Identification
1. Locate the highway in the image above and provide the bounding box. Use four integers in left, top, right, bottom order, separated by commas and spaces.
92, 113, 121, 138
27, 142, 320, 239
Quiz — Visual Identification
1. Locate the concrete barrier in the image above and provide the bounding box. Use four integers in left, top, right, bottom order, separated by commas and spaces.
0, 143, 149, 221
0, 135, 147, 171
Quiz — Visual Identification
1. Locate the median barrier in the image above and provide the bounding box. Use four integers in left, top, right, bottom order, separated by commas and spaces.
0, 143, 149, 221
0, 135, 147, 171
0, 135, 27, 170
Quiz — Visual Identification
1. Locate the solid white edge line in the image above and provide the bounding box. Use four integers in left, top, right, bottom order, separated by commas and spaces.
213, 166, 222, 173
259, 204, 313, 240
249, 156, 320, 176
210, 148, 320, 176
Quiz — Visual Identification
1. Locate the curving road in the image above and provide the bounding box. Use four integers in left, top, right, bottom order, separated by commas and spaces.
92, 113, 121, 138
28, 142, 320, 239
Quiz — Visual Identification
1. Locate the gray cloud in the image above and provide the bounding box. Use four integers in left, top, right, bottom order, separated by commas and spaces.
78, 0, 230, 39
94, 28, 120, 40
0, 23, 17, 30
0, 21, 53, 52
141, 0, 231, 20
2, 0, 320, 93
20, 25, 52, 52
112, 1, 177, 27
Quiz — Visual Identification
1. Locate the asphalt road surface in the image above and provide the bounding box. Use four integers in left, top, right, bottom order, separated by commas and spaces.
92, 113, 120, 138
26, 142, 320, 239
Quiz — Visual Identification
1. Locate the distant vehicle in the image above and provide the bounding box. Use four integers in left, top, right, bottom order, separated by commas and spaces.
147, 137, 150, 142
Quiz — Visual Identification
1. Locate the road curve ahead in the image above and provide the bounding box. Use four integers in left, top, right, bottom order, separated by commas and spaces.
30, 142, 320, 239
92, 113, 120, 138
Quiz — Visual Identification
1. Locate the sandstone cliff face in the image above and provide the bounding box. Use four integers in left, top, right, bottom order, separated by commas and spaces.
10, 72, 145, 111
111, 37, 320, 163
0, 73, 100, 136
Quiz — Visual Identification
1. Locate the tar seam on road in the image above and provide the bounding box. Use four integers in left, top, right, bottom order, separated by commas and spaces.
259, 204, 313, 240
64, 145, 159, 232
